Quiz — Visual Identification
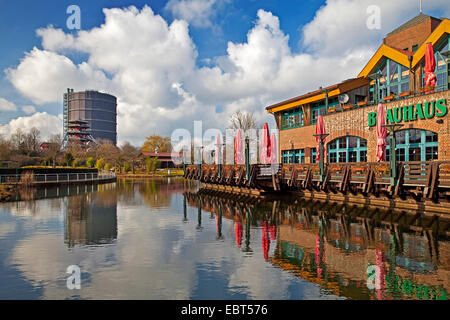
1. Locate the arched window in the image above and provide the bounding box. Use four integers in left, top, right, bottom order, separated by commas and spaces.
327, 136, 367, 163
386, 129, 438, 162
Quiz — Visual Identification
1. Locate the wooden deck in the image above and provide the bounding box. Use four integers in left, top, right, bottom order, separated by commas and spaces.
184, 161, 450, 214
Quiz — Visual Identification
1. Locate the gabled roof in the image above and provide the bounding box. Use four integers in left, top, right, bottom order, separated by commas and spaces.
386, 13, 440, 37
359, 18, 449, 77
412, 18, 450, 66
358, 44, 411, 78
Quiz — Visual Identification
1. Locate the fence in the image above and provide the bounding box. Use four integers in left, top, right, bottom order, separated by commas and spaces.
0, 172, 116, 184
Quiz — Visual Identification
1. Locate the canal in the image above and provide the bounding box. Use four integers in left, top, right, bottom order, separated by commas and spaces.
0, 178, 448, 300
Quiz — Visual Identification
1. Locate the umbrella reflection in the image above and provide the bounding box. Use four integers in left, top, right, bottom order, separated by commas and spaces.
235, 221, 243, 248
262, 220, 270, 260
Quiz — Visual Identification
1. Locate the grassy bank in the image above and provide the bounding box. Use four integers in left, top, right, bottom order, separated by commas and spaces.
117, 169, 184, 178
0, 185, 14, 202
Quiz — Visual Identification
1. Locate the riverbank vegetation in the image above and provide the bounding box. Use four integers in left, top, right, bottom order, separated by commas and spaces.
0, 185, 14, 202
0, 128, 177, 174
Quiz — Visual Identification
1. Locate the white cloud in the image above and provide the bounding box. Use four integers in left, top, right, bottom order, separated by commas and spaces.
302, 0, 450, 55
22, 105, 36, 114
4, 2, 450, 145
0, 97, 17, 111
6, 48, 112, 105
0, 112, 62, 139
165, 0, 219, 28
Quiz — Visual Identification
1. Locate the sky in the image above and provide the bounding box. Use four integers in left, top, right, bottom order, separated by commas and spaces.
0, 0, 449, 146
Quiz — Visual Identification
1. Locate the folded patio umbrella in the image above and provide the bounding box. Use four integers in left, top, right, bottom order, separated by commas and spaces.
376, 103, 388, 162
424, 42, 437, 90
234, 129, 244, 165
260, 123, 271, 164
270, 132, 278, 164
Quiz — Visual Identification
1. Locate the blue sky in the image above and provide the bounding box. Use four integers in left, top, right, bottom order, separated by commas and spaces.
0, 0, 448, 144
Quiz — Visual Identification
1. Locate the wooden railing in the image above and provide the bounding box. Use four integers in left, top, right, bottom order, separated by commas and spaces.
184, 161, 450, 199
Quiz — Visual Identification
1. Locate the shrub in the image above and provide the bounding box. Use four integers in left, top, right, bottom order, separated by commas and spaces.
105, 163, 111, 172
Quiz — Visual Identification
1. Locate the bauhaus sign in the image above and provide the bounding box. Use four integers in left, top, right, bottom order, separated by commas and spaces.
368, 99, 447, 127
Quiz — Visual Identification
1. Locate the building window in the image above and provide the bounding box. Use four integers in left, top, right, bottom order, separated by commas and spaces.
374, 58, 410, 102
282, 149, 305, 164
421, 37, 449, 92
386, 129, 438, 162
282, 108, 304, 130
311, 149, 317, 163
327, 136, 368, 163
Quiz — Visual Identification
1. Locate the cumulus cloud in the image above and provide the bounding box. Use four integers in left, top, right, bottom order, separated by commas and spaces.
4, 1, 450, 145
165, 0, 220, 28
6, 48, 112, 105
0, 97, 17, 111
0, 112, 62, 139
302, 0, 450, 55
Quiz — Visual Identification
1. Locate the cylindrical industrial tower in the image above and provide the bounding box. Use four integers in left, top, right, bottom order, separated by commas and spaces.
63, 89, 117, 146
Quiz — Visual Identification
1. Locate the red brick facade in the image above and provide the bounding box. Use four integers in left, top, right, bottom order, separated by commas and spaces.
383, 15, 441, 52
278, 90, 450, 162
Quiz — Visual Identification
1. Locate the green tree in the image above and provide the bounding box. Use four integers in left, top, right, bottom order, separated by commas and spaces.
72, 159, 79, 167
86, 157, 95, 168
141, 135, 171, 153
105, 163, 111, 172
95, 158, 105, 171
124, 162, 132, 173
64, 152, 74, 167
145, 157, 160, 173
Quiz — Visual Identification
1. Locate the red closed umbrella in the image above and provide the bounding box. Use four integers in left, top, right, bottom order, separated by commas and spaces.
376, 103, 388, 162
269, 133, 278, 164
234, 129, 244, 164
424, 43, 437, 90
260, 123, 271, 164
315, 115, 327, 163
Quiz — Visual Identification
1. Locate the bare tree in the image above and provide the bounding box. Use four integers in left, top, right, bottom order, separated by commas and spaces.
229, 111, 257, 133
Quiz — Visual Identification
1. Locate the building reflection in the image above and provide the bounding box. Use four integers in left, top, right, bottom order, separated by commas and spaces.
64, 184, 118, 247
185, 192, 449, 300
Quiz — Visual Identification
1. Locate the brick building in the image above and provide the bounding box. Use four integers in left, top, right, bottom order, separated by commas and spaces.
266, 14, 450, 163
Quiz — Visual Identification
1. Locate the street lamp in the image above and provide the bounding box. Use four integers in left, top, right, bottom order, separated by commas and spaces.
313, 133, 329, 182
215, 141, 225, 179
195, 146, 204, 179
368, 73, 382, 105
382, 123, 404, 187
319, 86, 329, 111
245, 136, 250, 181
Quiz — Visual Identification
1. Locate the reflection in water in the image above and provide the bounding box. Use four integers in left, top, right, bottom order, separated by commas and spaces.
186, 192, 449, 300
0, 178, 448, 300
64, 191, 118, 247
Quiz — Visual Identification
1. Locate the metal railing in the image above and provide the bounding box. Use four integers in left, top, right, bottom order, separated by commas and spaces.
0, 172, 116, 184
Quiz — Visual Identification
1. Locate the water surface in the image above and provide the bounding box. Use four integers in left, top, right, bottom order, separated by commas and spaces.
0, 178, 448, 300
